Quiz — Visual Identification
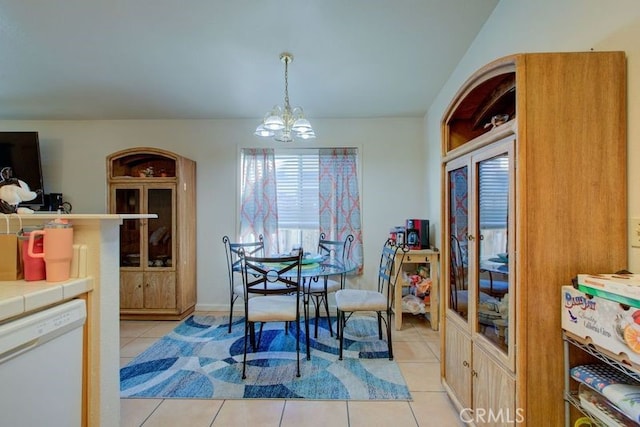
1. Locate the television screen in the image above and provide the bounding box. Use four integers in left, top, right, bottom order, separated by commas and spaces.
0, 131, 45, 208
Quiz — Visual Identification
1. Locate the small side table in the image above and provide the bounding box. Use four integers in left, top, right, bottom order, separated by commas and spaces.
393, 248, 439, 331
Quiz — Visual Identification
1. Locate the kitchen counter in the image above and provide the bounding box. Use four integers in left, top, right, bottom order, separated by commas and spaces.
0, 277, 93, 323
1, 213, 154, 427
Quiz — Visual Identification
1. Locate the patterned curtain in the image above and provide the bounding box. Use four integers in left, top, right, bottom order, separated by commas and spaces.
239, 148, 279, 255
318, 148, 363, 273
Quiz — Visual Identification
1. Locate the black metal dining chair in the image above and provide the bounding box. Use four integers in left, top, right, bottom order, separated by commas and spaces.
305, 233, 354, 338
239, 251, 304, 379
335, 239, 406, 360
222, 235, 265, 333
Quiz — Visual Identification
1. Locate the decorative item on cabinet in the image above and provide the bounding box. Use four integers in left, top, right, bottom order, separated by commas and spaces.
107, 147, 196, 320
483, 113, 510, 129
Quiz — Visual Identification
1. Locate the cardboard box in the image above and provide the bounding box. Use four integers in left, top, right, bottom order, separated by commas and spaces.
561, 285, 640, 365
577, 273, 640, 306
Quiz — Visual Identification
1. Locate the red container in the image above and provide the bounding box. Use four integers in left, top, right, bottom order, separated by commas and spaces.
19, 228, 46, 281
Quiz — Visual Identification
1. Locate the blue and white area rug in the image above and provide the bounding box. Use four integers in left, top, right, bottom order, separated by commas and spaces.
120, 314, 411, 400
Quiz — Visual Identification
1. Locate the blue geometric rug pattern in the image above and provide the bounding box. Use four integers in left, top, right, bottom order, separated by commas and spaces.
120, 314, 411, 400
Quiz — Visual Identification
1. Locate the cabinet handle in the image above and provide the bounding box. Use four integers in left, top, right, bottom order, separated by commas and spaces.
467, 234, 475, 241
462, 360, 469, 367
471, 370, 478, 377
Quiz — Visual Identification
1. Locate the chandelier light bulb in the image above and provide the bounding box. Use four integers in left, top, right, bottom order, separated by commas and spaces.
254, 124, 274, 137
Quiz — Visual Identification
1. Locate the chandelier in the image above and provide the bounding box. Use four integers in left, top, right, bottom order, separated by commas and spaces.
254, 52, 316, 142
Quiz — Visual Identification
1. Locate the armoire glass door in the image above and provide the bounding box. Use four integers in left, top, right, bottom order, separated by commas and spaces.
115, 187, 141, 267
473, 140, 514, 358
446, 159, 470, 323
147, 188, 174, 269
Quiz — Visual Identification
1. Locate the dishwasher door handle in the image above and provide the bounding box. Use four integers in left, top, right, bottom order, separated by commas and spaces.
0, 337, 39, 364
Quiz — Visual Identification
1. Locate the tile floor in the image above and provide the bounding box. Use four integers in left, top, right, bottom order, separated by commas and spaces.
120, 313, 464, 427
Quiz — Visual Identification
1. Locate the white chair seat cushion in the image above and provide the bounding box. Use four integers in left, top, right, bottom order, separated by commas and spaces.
248, 295, 298, 322
335, 289, 387, 312
305, 278, 341, 294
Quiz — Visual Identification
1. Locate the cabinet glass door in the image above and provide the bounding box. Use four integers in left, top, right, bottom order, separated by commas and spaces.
446, 160, 470, 323
147, 187, 174, 269
115, 187, 141, 267
473, 140, 514, 358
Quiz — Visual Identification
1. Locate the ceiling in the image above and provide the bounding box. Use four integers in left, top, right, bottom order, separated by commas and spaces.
0, 1, 498, 120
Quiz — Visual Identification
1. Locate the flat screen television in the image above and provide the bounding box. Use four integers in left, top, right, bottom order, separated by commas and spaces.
0, 131, 45, 209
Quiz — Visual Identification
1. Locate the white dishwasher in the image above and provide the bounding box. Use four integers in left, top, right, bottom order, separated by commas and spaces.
0, 299, 86, 427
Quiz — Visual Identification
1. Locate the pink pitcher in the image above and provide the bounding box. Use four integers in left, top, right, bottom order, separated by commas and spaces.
19, 226, 46, 281
28, 219, 74, 282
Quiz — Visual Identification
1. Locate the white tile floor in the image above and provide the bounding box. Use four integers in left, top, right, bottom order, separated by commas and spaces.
120, 313, 464, 427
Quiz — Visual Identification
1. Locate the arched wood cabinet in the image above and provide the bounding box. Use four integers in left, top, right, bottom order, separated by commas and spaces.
107, 147, 196, 320
440, 52, 627, 426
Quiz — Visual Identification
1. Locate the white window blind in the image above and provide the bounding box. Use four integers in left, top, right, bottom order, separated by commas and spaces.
478, 154, 509, 229
275, 151, 319, 229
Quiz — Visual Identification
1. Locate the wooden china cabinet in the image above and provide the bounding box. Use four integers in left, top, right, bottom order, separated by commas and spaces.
107, 147, 196, 320
440, 52, 627, 426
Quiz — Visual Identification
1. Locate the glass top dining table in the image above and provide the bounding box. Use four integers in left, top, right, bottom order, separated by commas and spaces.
294, 258, 357, 278
238, 254, 357, 278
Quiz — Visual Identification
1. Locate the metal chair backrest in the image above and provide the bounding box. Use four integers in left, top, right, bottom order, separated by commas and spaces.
318, 233, 353, 266
223, 235, 265, 287
240, 252, 303, 298
378, 239, 406, 304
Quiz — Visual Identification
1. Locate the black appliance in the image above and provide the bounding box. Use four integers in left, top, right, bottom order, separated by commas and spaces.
43, 193, 72, 213
406, 219, 429, 249
0, 131, 45, 209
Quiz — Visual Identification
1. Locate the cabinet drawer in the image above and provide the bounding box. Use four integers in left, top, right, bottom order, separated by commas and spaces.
404, 254, 431, 263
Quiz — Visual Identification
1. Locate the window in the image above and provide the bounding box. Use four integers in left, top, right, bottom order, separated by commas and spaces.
274, 151, 320, 252
240, 147, 363, 269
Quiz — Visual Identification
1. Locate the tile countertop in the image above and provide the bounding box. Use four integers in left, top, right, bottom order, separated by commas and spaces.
0, 277, 93, 323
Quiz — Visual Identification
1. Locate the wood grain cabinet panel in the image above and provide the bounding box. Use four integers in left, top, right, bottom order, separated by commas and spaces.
444, 320, 472, 409
120, 272, 143, 309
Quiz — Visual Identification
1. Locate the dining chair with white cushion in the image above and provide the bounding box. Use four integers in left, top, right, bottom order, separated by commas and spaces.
335, 239, 406, 360
222, 235, 265, 333
239, 251, 304, 379
305, 233, 354, 338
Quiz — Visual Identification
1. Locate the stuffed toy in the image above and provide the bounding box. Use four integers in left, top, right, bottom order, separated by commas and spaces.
0, 167, 41, 214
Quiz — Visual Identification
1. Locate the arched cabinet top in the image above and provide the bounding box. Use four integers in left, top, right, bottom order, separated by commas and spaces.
107, 147, 187, 180
442, 54, 518, 155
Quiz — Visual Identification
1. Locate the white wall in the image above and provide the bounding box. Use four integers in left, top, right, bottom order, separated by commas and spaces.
425, 0, 640, 271
0, 117, 425, 310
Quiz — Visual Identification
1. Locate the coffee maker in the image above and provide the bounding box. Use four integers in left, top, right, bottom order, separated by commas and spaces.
406, 219, 429, 249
